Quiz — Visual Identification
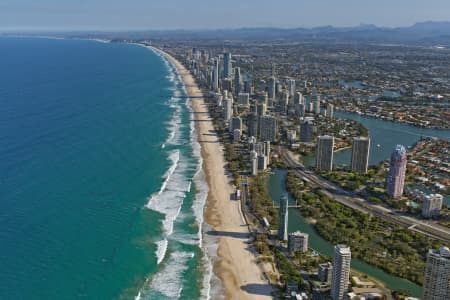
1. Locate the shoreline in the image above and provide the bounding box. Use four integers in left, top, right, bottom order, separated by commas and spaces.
151, 46, 273, 300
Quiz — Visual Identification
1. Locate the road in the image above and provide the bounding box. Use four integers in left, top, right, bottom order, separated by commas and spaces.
279, 147, 450, 244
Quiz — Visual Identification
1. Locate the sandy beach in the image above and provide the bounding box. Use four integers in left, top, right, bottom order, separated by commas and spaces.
152, 47, 273, 299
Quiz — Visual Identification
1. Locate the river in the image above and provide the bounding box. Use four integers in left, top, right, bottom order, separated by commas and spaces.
267, 169, 423, 297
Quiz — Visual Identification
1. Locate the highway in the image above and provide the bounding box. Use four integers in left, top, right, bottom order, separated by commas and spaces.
279, 147, 450, 244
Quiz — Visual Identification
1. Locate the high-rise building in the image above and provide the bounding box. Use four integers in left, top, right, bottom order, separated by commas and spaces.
223, 52, 232, 78
243, 79, 252, 94
259, 115, 277, 142
288, 78, 296, 97
316, 135, 334, 171
422, 194, 444, 218
295, 103, 305, 117
294, 92, 303, 105
288, 231, 309, 253
350, 137, 370, 174
422, 247, 450, 300
222, 98, 232, 121
299, 118, 315, 143
326, 103, 334, 118
318, 262, 333, 283
212, 58, 219, 91
331, 245, 351, 300
313, 95, 321, 114
268, 76, 276, 104
233, 129, 241, 143
257, 102, 267, 117
237, 92, 250, 106
247, 112, 258, 138
230, 116, 242, 133
257, 154, 267, 170
386, 144, 407, 198
279, 91, 289, 114
250, 151, 258, 176
234, 67, 241, 97
278, 195, 288, 241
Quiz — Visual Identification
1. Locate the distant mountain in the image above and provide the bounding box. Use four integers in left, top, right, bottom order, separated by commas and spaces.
6, 21, 450, 45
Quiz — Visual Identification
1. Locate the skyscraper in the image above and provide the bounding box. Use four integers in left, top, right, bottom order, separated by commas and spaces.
293, 92, 303, 105
331, 245, 351, 300
350, 137, 370, 174
288, 78, 296, 97
316, 135, 334, 171
268, 76, 276, 105
299, 118, 315, 143
212, 57, 219, 91
222, 98, 232, 121
247, 112, 258, 138
278, 195, 288, 241
326, 103, 334, 118
234, 67, 241, 97
223, 52, 232, 79
313, 95, 321, 114
386, 144, 407, 198
422, 247, 450, 300
288, 231, 308, 253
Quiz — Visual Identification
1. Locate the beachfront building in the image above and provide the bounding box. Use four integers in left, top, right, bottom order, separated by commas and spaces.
230, 116, 242, 133
318, 262, 333, 283
278, 195, 289, 241
331, 244, 351, 300
288, 231, 309, 253
316, 135, 334, 171
299, 118, 315, 143
350, 137, 370, 174
233, 129, 241, 143
213, 57, 219, 91
250, 151, 258, 176
259, 115, 277, 142
268, 76, 276, 106
326, 103, 334, 118
422, 194, 444, 218
222, 97, 232, 121
223, 52, 232, 79
386, 144, 407, 198
422, 247, 450, 300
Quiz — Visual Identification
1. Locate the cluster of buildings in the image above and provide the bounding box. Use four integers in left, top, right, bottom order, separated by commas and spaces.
184, 46, 449, 300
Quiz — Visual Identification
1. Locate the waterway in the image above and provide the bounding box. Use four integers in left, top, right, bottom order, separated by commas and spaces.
304, 111, 450, 167
267, 168, 422, 297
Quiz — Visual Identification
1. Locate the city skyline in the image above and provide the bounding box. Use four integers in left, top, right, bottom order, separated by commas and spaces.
1, 0, 450, 31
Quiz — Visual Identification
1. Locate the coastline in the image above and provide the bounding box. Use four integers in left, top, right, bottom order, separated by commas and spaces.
151, 46, 273, 300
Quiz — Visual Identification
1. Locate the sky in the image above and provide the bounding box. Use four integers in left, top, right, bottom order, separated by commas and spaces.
1, 0, 450, 31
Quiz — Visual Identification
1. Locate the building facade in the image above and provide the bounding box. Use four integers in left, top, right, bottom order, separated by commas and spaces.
259, 115, 277, 142
316, 135, 334, 171
288, 231, 309, 253
331, 244, 351, 300
422, 194, 444, 218
422, 247, 450, 300
278, 195, 289, 241
350, 137, 370, 174
299, 118, 315, 143
386, 144, 407, 198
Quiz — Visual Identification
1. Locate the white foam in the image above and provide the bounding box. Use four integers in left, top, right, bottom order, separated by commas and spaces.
149, 251, 195, 298
155, 239, 168, 265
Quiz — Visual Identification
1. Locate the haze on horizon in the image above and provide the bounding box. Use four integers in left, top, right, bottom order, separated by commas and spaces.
1, 0, 450, 31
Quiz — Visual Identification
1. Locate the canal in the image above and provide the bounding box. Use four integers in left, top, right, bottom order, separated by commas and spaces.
267, 168, 423, 297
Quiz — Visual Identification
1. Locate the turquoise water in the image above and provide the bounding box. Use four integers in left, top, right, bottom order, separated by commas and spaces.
0, 38, 208, 299
267, 169, 422, 297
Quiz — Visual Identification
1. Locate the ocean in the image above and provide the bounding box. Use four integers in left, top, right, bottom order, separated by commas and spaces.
0, 37, 210, 299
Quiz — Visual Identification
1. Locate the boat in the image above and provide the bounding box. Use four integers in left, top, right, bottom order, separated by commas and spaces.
376, 144, 380, 148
